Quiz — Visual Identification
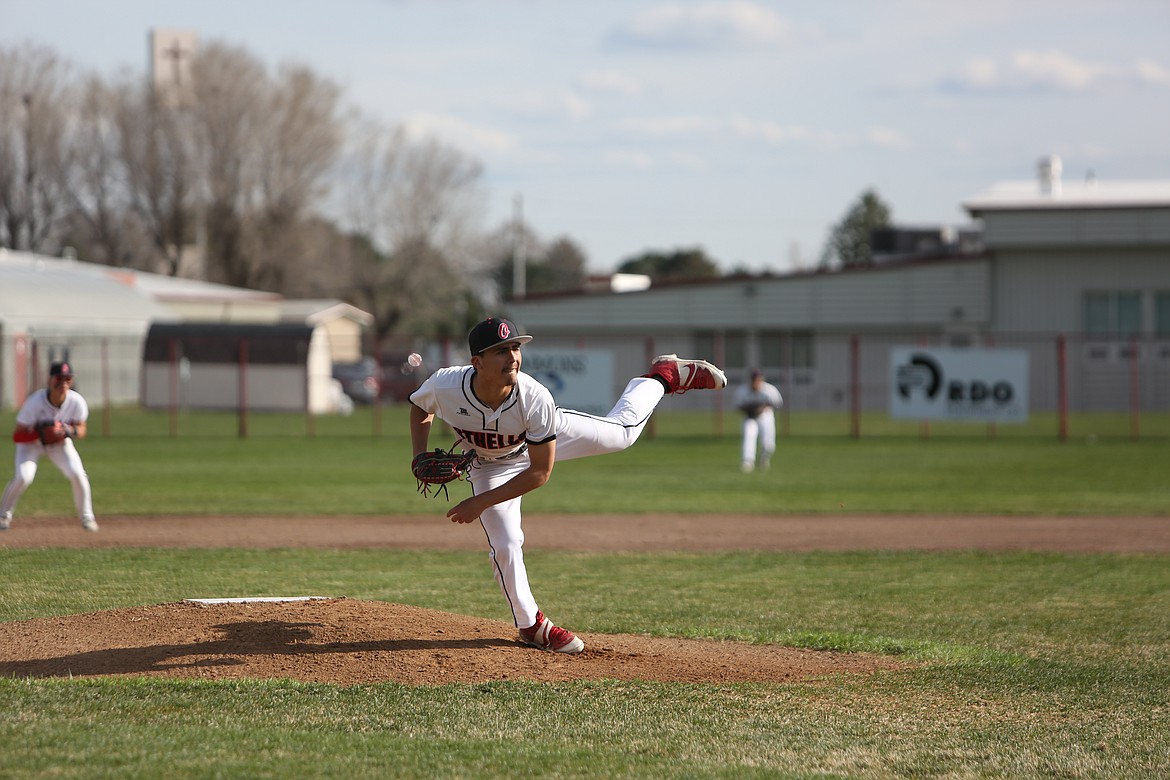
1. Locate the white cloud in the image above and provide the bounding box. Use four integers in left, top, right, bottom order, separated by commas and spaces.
498, 89, 593, 122
616, 113, 826, 146
579, 69, 643, 97
610, 1, 795, 49
668, 151, 708, 170
726, 115, 811, 144
867, 126, 911, 150
1135, 59, 1170, 87
561, 92, 593, 121
603, 149, 655, 169
946, 50, 1170, 93
401, 112, 518, 155
957, 58, 1001, 90
1011, 50, 1103, 91
616, 115, 715, 136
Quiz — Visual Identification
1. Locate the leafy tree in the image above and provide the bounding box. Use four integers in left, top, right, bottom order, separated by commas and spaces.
819, 189, 892, 269
616, 247, 719, 283
490, 228, 588, 299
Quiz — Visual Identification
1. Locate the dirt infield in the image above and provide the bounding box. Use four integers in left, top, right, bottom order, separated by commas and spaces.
2, 514, 1166, 685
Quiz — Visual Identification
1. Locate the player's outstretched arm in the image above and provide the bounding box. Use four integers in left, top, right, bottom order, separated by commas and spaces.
409, 403, 434, 456
446, 440, 555, 524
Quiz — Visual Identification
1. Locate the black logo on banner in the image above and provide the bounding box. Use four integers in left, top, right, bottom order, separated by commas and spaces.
896, 353, 942, 399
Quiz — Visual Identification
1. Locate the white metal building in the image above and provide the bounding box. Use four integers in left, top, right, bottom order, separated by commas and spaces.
1, 250, 374, 413
505, 162, 1170, 413
0, 250, 178, 408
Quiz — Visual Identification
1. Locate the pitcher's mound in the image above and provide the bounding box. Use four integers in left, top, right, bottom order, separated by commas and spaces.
0, 598, 904, 685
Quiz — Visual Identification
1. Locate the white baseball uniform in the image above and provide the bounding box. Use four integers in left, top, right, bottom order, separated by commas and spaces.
409, 366, 665, 628
734, 379, 783, 472
1, 388, 95, 525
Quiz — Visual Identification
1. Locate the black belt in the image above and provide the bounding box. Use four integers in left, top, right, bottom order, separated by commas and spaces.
472, 442, 528, 463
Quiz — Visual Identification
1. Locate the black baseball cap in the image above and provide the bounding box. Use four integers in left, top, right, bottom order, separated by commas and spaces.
468, 317, 532, 355
50, 361, 74, 378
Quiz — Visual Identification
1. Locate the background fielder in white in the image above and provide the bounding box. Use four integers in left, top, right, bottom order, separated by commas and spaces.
734, 369, 783, 473
1, 361, 97, 531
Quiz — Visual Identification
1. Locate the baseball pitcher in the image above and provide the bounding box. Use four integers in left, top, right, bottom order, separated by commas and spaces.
409, 317, 726, 653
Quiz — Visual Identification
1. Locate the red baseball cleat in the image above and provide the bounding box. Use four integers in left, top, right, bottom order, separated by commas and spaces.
518, 611, 584, 654
645, 354, 727, 394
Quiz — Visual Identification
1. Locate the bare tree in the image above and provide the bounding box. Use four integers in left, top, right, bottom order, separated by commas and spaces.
108, 75, 198, 275
245, 62, 344, 292
59, 74, 174, 268
187, 44, 345, 291
341, 121, 487, 340
0, 42, 76, 252
188, 42, 266, 286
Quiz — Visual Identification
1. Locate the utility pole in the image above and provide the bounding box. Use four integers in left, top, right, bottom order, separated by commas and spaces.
512, 194, 526, 300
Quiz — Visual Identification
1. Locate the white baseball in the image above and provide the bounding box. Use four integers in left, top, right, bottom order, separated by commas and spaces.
407, 352, 422, 367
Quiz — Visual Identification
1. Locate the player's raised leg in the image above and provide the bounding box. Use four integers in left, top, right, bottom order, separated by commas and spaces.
555, 355, 726, 461
645, 354, 727, 395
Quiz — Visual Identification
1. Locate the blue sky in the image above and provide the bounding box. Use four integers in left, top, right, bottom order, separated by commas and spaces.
4, 0, 1169, 274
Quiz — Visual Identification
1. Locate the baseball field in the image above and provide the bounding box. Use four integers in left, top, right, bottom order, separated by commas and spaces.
1, 406, 1168, 778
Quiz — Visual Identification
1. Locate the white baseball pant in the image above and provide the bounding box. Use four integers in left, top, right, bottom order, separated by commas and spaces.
469, 376, 664, 628
741, 409, 776, 469
1, 440, 95, 524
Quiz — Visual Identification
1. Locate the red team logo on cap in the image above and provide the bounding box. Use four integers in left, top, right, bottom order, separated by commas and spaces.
498, 322, 511, 340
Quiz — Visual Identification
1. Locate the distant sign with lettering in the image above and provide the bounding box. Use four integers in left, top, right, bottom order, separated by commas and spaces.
890, 348, 1029, 422
524, 350, 614, 415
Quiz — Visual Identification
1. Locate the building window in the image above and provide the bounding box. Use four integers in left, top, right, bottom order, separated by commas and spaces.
698, 330, 815, 371
1117, 292, 1142, 335
790, 332, 815, 369
1084, 292, 1110, 335
1156, 292, 1170, 336
758, 331, 815, 369
1084, 291, 1143, 336
759, 333, 784, 368
694, 331, 746, 368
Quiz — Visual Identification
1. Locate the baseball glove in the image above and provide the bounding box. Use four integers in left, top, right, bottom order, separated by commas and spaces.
36, 421, 75, 445
739, 403, 767, 419
411, 444, 475, 500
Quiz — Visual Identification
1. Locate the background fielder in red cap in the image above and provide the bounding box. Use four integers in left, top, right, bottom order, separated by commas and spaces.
1, 361, 98, 532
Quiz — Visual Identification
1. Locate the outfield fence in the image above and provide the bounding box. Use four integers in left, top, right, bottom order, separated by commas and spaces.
2, 330, 1167, 440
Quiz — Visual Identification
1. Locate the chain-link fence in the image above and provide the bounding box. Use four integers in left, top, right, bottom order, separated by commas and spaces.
2, 329, 1167, 439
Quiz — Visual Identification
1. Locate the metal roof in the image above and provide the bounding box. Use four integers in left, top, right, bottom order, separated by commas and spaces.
279, 299, 375, 326
0, 250, 178, 333
963, 179, 1170, 214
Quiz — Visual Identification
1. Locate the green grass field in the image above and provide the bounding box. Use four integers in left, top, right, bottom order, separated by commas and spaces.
1, 406, 1169, 778
3, 406, 1168, 517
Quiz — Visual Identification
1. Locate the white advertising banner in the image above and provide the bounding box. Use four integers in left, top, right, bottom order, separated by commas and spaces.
523, 349, 615, 416
890, 348, 1029, 422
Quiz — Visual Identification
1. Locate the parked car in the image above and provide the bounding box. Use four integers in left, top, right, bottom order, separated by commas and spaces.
377, 351, 425, 403
331, 357, 382, 404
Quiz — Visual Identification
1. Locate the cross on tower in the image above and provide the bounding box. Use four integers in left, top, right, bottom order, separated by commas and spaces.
151, 29, 197, 107
162, 38, 190, 88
